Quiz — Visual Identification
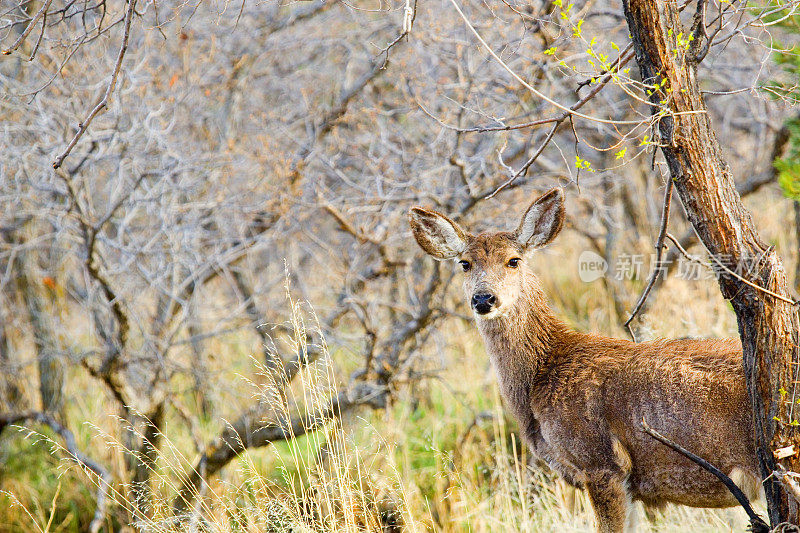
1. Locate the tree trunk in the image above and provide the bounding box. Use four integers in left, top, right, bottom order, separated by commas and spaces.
132, 402, 165, 517
16, 257, 65, 419
0, 303, 23, 411
0, 228, 24, 412
622, 0, 800, 525
794, 201, 800, 292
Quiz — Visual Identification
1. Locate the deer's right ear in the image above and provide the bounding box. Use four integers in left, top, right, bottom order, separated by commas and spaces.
409, 207, 468, 260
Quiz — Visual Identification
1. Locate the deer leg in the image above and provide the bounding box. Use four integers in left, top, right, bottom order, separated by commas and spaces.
585, 470, 631, 533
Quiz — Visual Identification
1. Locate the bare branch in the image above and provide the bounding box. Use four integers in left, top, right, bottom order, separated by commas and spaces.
1, 0, 53, 55
52, 0, 137, 169
485, 49, 636, 198
624, 179, 673, 337
640, 418, 769, 533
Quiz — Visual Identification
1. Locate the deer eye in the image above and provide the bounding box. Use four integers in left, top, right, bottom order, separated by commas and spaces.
507, 258, 521, 268
458, 260, 471, 272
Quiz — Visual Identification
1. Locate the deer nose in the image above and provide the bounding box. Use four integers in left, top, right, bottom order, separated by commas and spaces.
471, 292, 497, 314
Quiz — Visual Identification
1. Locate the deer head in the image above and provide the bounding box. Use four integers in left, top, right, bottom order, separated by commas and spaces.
409, 188, 565, 319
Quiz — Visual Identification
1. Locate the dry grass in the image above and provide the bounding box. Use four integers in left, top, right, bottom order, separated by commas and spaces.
0, 190, 795, 532
0, 315, 761, 533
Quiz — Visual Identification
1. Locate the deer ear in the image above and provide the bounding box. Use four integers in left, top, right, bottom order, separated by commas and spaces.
514, 188, 565, 249
409, 207, 468, 260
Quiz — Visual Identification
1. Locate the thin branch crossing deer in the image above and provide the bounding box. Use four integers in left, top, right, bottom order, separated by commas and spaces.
409, 188, 762, 533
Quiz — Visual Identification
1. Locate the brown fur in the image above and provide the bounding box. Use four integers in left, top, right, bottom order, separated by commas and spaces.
409, 189, 760, 533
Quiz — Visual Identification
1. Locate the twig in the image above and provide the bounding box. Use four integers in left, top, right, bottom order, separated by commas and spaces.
28, 5, 47, 61
577, 43, 634, 90
416, 45, 635, 134
0, 411, 112, 533
624, 179, 673, 337
416, 101, 569, 133
377, 0, 417, 68
2, 0, 53, 55
487, 122, 558, 198
448, 0, 642, 127
323, 203, 382, 246
665, 232, 799, 306
52, 0, 137, 169
775, 464, 800, 507
485, 49, 636, 199
640, 419, 769, 533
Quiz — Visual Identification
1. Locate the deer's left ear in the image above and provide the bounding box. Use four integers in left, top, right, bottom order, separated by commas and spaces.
514, 188, 565, 249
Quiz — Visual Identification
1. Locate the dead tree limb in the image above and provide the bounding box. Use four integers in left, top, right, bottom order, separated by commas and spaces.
640, 419, 770, 533
172, 382, 385, 514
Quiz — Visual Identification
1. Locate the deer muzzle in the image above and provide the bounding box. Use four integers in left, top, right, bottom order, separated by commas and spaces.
471, 292, 497, 315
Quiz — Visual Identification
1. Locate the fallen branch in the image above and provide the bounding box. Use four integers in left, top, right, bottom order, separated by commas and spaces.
0, 411, 112, 533
172, 382, 385, 514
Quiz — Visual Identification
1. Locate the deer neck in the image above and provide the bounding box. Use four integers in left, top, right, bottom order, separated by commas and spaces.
475, 274, 566, 378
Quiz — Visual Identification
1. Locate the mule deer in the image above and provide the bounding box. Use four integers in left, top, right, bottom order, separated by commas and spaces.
409, 188, 761, 533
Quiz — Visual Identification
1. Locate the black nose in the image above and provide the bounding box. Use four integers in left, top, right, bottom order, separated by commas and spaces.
471, 292, 497, 314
